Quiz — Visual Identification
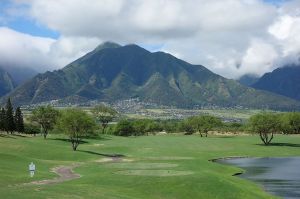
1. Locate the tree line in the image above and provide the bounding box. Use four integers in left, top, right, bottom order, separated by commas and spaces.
106, 112, 300, 146
2, 99, 300, 149
0, 98, 24, 134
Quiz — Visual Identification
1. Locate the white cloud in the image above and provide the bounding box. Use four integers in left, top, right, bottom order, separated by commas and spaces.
2, 0, 300, 79
0, 27, 101, 71
269, 15, 300, 58
239, 39, 279, 76
0, 27, 55, 70
48, 36, 101, 68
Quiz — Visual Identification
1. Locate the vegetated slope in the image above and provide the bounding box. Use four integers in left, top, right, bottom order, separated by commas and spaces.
238, 74, 259, 86
0, 67, 15, 97
3, 42, 300, 110
3, 66, 38, 85
252, 65, 300, 101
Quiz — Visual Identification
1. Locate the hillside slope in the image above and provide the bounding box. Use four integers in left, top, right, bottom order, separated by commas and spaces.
0, 68, 15, 97
252, 65, 300, 101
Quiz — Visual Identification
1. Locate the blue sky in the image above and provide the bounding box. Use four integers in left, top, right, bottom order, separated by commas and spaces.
0, 0, 59, 38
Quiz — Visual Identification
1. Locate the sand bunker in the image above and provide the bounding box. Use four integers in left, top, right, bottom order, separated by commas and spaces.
145, 156, 194, 161
95, 157, 133, 163
93, 144, 104, 147
115, 170, 193, 176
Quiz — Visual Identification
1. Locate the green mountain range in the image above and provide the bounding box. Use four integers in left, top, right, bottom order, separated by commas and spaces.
252, 65, 300, 101
2, 42, 300, 110
0, 68, 15, 97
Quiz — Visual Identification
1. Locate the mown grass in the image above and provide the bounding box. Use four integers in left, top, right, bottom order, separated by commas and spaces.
1, 133, 300, 198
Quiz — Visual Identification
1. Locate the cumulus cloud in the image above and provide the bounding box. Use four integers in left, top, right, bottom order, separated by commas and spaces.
48, 36, 101, 68
269, 15, 300, 63
2, 0, 300, 78
239, 39, 279, 76
0, 27, 101, 71
0, 27, 55, 71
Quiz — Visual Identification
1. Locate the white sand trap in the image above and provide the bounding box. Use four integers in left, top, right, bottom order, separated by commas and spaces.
95, 157, 133, 163
107, 163, 178, 169
146, 156, 194, 160
93, 144, 104, 147
115, 170, 193, 176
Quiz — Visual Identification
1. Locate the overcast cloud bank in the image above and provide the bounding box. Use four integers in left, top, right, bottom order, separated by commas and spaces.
0, 0, 299, 78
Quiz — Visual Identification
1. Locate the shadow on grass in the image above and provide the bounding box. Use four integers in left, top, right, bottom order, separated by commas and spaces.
0, 134, 16, 139
256, 143, 300, 147
50, 138, 89, 144
13, 134, 29, 138
78, 150, 125, 157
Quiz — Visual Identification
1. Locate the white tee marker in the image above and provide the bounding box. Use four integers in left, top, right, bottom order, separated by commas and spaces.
29, 162, 36, 177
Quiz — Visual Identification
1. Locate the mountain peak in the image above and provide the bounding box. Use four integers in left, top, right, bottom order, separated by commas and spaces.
94, 41, 121, 52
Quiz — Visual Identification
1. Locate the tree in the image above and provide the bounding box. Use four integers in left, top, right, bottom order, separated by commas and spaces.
249, 112, 281, 145
280, 112, 300, 134
14, 107, 24, 133
132, 119, 160, 136
0, 108, 5, 132
56, 109, 96, 151
5, 98, 15, 134
24, 123, 40, 136
188, 115, 222, 137
30, 105, 60, 139
92, 105, 117, 134
161, 120, 180, 133
115, 120, 134, 136
180, 120, 196, 135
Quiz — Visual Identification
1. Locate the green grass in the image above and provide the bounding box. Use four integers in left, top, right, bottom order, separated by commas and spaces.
1, 133, 300, 199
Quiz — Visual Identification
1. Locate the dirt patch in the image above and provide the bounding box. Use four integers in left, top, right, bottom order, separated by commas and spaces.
24, 164, 81, 185
115, 170, 193, 176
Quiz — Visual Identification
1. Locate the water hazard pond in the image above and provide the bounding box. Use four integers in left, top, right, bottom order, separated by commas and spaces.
217, 157, 300, 199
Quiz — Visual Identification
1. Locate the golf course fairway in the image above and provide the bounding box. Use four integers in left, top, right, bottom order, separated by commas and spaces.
1, 134, 300, 199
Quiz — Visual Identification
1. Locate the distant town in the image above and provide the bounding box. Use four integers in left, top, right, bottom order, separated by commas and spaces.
21, 98, 255, 122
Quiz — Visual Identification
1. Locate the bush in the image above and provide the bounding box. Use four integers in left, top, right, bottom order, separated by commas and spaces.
24, 123, 40, 135
132, 119, 162, 136
103, 124, 116, 135
115, 120, 135, 136
280, 112, 300, 134
160, 120, 181, 133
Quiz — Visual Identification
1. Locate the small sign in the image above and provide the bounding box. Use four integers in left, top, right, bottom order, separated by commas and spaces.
29, 162, 36, 177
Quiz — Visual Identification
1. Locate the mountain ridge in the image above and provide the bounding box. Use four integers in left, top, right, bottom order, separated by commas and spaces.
252, 65, 300, 101
0, 67, 15, 97
2, 42, 300, 110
